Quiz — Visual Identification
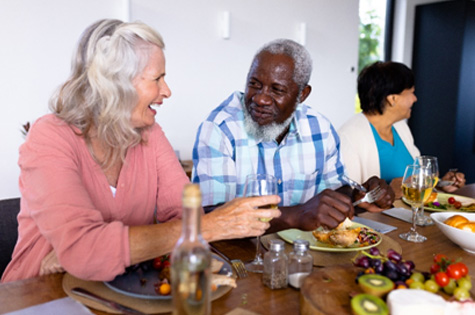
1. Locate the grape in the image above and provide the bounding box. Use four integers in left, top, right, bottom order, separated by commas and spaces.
374, 264, 384, 274
403, 260, 415, 272
410, 272, 425, 283
355, 256, 370, 268
409, 281, 425, 290
384, 269, 399, 281
424, 279, 439, 293
387, 249, 402, 263
384, 260, 397, 272
457, 277, 473, 291
371, 259, 382, 268
396, 263, 410, 277
454, 287, 470, 301
443, 278, 457, 295
369, 247, 381, 256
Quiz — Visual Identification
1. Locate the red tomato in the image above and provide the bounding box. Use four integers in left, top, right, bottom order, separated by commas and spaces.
447, 263, 463, 280
433, 254, 448, 264
430, 263, 441, 274
454, 201, 462, 209
162, 260, 171, 268
453, 262, 468, 277
152, 257, 163, 270
435, 271, 450, 287
448, 197, 456, 204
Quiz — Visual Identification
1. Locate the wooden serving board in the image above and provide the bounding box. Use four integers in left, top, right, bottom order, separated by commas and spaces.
300, 264, 360, 315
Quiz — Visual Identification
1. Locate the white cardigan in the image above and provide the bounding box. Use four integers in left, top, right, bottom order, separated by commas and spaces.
338, 113, 420, 184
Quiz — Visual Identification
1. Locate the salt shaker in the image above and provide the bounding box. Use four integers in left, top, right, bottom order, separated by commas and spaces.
288, 239, 313, 289
263, 239, 288, 289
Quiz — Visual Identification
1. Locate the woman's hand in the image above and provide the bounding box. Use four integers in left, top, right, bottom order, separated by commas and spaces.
202, 195, 281, 242
389, 177, 403, 200
441, 171, 466, 193
39, 250, 65, 276
358, 176, 395, 212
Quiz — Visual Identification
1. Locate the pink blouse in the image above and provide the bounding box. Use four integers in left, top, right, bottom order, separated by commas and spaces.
1, 114, 189, 282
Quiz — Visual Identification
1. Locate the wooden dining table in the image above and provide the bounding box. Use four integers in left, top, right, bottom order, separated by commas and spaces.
1, 198, 475, 314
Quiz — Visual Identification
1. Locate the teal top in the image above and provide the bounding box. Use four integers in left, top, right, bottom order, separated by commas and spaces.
370, 124, 414, 183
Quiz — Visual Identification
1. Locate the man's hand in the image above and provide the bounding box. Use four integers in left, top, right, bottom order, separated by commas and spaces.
272, 189, 354, 233
441, 171, 466, 193
358, 176, 395, 212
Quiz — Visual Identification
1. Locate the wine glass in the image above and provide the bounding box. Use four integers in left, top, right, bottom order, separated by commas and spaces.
399, 164, 433, 243
243, 174, 278, 273
414, 156, 438, 226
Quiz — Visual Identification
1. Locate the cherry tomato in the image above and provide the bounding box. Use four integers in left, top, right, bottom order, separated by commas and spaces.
430, 263, 441, 274
152, 257, 163, 270
454, 201, 462, 209
447, 263, 463, 280
448, 197, 456, 204
162, 260, 171, 268
433, 254, 448, 264
435, 271, 450, 287
452, 262, 469, 277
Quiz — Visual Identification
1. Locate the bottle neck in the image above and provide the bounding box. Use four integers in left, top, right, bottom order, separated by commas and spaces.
182, 206, 201, 241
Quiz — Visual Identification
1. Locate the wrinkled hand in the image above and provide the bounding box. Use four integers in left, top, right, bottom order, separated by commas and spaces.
292, 189, 354, 231
39, 249, 64, 276
202, 195, 281, 242
357, 176, 395, 212
441, 171, 466, 193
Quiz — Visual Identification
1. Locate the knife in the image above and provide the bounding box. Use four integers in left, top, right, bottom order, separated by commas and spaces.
71, 287, 147, 315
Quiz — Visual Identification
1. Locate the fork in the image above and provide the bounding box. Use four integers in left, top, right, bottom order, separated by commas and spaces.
230, 259, 248, 278
352, 186, 384, 206
341, 174, 367, 192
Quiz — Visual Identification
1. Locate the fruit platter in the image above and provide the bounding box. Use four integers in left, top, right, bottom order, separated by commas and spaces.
300, 249, 474, 315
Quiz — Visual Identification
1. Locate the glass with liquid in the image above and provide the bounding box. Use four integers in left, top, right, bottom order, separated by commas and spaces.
243, 174, 278, 273
414, 155, 439, 226
399, 165, 433, 243
171, 184, 211, 315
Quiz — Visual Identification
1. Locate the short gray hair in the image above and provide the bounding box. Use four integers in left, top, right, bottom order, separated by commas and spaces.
253, 39, 312, 90
50, 19, 165, 168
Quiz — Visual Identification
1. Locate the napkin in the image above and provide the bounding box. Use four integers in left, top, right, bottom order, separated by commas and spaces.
4, 297, 93, 315
383, 207, 432, 226
353, 216, 397, 234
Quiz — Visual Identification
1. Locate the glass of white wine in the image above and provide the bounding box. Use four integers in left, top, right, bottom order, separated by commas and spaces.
243, 174, 278, 273
399, 164, 433, 243
414, 155, 438, 226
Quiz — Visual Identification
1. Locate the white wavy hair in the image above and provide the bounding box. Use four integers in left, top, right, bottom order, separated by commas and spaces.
50, 19, 165, 168
252, 38, 312, 92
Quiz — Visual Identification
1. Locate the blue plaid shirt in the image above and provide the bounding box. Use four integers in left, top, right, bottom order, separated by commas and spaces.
192, 91, 346, 207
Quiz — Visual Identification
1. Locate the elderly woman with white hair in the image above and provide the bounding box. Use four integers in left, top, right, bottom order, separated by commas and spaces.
1, 19, 281, 283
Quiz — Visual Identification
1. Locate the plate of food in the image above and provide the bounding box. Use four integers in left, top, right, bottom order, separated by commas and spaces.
419, 193, 475, 212
277, 218, 382, 252
104, 253, 236, 300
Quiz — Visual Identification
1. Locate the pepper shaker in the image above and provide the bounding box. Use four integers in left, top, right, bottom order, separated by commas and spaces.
263, 239, 288, 289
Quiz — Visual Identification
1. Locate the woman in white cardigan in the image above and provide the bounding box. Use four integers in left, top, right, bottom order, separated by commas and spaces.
338, 61, 465, 199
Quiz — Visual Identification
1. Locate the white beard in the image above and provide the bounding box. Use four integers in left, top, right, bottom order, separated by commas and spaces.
243, 105, 295, 142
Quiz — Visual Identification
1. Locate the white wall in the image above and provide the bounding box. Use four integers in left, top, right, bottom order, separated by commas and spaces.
0, 0, 359, 199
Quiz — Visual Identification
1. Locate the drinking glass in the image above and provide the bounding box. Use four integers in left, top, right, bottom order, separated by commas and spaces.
243, 174, 278, 273
414, 156, 438, 226
399, 164, 433, 243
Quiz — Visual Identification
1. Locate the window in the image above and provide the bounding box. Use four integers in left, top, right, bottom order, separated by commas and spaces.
358, 0, 393, 73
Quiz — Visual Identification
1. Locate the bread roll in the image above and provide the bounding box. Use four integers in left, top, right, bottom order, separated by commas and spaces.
458, 222, 475, 233
444, 215, 469, 228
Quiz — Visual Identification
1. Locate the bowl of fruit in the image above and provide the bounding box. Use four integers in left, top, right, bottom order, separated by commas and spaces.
430, 212, 475, 254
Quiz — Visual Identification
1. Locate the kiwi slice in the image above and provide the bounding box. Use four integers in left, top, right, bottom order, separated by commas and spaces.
351, 294, 389, 315
358, 274, 394, 297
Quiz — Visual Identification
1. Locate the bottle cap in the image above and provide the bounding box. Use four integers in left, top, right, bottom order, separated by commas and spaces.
293, 239, 309, 251
182, 184, 202, 208
269, 239, 285, 251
